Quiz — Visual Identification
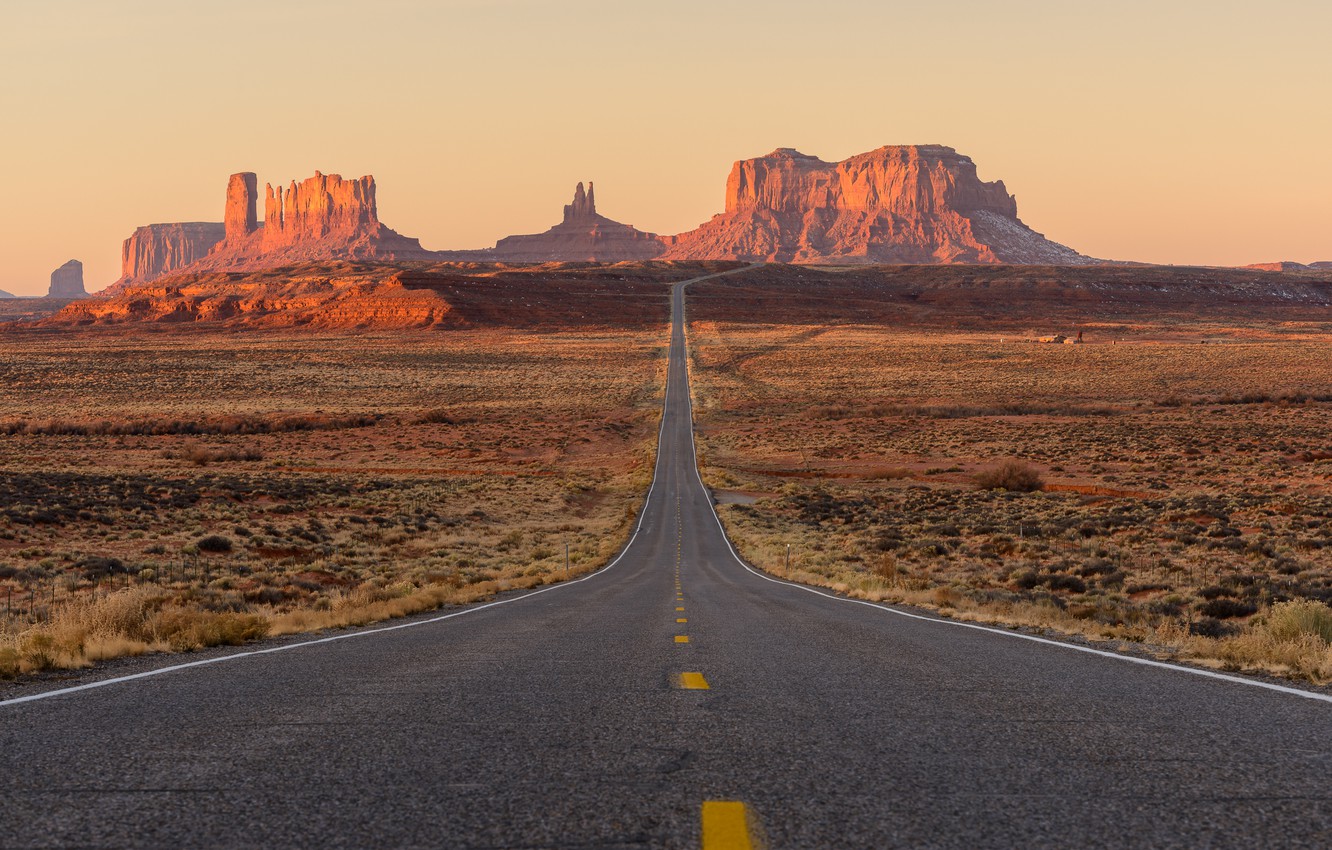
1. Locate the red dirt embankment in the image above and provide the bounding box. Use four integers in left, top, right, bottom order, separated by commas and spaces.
17, 261, 742, 331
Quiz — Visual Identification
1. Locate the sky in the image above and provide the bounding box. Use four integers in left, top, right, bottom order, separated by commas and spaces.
1, 0, 1329, 295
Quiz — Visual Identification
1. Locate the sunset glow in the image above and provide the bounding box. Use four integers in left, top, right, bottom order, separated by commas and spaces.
1, 0, 1329, 293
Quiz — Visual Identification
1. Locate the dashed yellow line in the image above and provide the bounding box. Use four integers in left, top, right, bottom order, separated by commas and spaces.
676, 618, 688, 623
701, 801, 763, 850
675, 635, 690, 644
676, 672, 710, 690
676, 606, 685, 611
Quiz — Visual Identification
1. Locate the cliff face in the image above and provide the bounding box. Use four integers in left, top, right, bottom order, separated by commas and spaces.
223, 172, 259, 247
491, 182, 666, 262
261, 172, 379, 251
48, 259, 88, 298
664, 145, 1090, 264
119, 222, 226, 286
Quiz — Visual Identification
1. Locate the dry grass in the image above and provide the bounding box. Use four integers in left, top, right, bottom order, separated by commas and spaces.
0, 323, 668, 678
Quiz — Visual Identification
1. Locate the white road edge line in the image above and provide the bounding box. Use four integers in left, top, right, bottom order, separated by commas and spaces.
676, 280, 1332, 707
1, 269, 754, 710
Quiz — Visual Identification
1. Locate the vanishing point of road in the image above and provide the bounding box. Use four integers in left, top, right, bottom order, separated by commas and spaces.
3, 272, 1330, 849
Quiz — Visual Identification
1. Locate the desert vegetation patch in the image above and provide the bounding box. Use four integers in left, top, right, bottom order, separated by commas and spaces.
0, 325, 667, 677
686, 304, 1332, 683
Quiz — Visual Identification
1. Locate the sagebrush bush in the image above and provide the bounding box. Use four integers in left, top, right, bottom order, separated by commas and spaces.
196, 535, 233, 553
974, 460, 1044, 492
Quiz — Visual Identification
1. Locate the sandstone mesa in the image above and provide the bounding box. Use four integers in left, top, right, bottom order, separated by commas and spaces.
663, 145, 1090, 264
115, 170, 432, 288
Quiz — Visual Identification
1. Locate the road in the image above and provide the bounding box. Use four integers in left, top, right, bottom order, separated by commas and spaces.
3, 274, 1330, 849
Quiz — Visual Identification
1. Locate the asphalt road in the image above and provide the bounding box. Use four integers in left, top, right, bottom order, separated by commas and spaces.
3, 274, 1330, 849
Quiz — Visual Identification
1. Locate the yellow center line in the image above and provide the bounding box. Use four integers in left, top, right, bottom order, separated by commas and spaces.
676, 672, 710, 690
675, 635, 690, 643
701, 801, 763, 850
676, 618, 687, 623
676, 607, 685, 611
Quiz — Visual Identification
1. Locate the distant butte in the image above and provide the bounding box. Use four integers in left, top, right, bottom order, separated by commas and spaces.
108, 170, 436, 289
490, 182, 665, 262
198, 170, 435, 270
663, 145, 1092, 264
48, 259, 88, 298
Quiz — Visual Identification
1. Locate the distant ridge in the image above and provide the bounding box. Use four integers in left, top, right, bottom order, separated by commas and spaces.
92, 145, 1103, 291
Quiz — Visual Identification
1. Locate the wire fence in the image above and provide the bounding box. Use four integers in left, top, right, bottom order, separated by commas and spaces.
0, 554, 213, 631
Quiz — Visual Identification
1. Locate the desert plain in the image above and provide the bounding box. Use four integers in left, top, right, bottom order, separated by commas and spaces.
2, 261, 1331, 689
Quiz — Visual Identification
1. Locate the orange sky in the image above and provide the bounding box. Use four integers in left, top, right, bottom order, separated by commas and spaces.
2, 0, 1329, 295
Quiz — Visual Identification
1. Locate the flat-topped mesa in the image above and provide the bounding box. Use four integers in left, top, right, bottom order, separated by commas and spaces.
261, 171, 380, 251
723, 146, 1018, 216
492, 181, 666, 262
665, 144, 1089, 264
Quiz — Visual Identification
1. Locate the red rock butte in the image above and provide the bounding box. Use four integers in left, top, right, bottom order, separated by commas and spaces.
663, 145, 1091, 264
113, 170, 433, 287
202, 170, 431, 269
490, 182, 665, 262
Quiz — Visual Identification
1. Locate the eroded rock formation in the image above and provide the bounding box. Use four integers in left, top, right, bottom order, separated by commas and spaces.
48, 260, 87, 298
223, 172, 259, 247
491, 182, 665, 262
196, 171, 432, 269
119, 222, 226, 286
663, 145, 1090, 264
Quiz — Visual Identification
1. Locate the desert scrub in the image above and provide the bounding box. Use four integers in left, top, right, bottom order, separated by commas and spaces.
688, 319, 1332, 684
0, 325, 670, 679
974, 460, 1044, 492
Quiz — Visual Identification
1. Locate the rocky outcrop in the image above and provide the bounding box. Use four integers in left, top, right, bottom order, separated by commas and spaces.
491, 182, 665, 262
260, 172, 380, 251
48, 260, 87, 298
108, 171, 434, 290
1243, 262, 1310, 272
196, 171, 433, 270
119, 222, 226, 286
663, 145, 1091, 264
37, 262, 679, 329
223, 172, 259, 247
0, 288, 14, 299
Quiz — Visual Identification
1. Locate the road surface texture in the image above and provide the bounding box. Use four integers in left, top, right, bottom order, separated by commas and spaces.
3, 273, 1330, 849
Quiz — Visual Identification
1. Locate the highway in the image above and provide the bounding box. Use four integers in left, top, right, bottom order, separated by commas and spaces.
3, 274, 1330, 849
